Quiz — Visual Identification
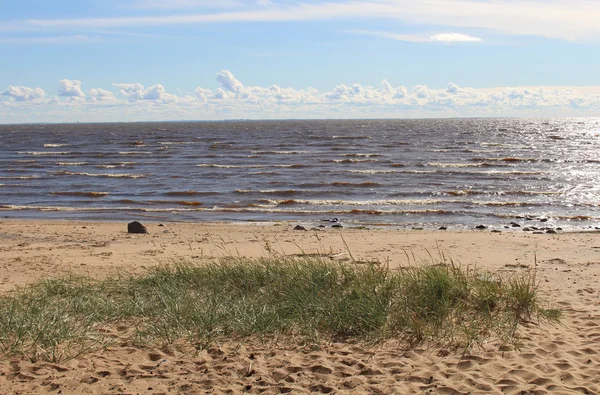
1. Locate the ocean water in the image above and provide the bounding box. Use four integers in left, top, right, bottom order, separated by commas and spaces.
1, 118, 600, 230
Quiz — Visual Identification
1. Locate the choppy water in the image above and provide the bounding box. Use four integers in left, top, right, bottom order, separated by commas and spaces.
1, 118, 600, 230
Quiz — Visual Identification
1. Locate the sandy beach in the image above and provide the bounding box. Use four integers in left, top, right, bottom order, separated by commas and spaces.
0, 219, 599, 394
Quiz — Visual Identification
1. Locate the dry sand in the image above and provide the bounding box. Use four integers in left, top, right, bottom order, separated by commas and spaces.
0, 219, 599, 394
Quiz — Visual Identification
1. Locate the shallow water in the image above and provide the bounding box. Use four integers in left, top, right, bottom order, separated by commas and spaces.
1, 118, 600, 230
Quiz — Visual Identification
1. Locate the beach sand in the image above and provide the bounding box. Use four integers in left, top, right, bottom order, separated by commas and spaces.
0, 219, 599, 394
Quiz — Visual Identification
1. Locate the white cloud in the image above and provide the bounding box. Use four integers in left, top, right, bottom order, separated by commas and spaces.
350, 30, 482, 43
113, 83, 178, 102
413, 85, 430, 99
217, 70, 244, 92
3, 71, 600, 123
14, 1, 600, 42
1, 85, 45, 102
59, 79, 85, 97
429, 33, 481, 43
447, 83, 459, 94
88, 88, 116, 102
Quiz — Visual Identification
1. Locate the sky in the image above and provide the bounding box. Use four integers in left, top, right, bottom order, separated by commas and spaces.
1, 0, 600, 123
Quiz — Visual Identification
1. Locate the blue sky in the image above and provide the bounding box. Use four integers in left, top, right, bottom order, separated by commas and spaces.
1, 0, 600, 123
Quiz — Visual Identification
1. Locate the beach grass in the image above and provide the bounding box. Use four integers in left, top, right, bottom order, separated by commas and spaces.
0, 255, 560, 362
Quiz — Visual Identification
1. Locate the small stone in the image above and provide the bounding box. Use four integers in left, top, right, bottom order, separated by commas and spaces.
293, 225, 307, 231
523, 227, 532, 231
158, 224, 165, 227
475, 225, 487, 230
491, 230, 502, 233
546, 230, 557, 234
128, 221, 148, 234
556, 228, 563, 231
511, 223, 521, 228
540, 218, 549, 222
331, 224, 343, 228
438, 226, 447, 230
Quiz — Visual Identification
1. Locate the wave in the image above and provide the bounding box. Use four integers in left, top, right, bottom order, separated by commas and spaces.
250, 150, 308, 155
471, 157, 542, 163
427, 162, 485, 168
164, 191, 219, 196
264, 198, 449, 206
321, 159, 379, 164
235, 189, 306, 195
19, 151, 72, 155
2, 203, 597, 221
52, 171, 147, 178
149, 200, 203, 206
197, 164, 264, 168
50, 191, 109, 197
480, 170, 546, 175
259, 198, 543, 208
56, 162, 88, 166
348, 170, 400, 174
44, 144, 67, 148
118, 151, 153, 155
272, 164, 310, 168
341, 153, 382, 157
445, 190, 561, 196
0, 175, 41, 180
94, 162, 137, 169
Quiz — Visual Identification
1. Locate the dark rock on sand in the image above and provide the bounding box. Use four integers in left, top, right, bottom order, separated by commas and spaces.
511, 222, 521, 228
439, 226, 447, 230
128, 221, 148, 234
491, 230, 502, 233
475, 225, 487, 229
546, 229, 557, 234
332, 224, 343, 228
293, 225, 307, 231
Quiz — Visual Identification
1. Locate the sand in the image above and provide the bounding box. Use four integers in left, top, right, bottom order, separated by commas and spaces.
0, 219, 599, 394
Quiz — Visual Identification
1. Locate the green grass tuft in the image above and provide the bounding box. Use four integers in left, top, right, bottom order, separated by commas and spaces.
0, 256, 560, 361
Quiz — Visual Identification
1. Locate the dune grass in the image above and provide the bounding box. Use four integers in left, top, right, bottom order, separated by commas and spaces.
0, 255, 560, 362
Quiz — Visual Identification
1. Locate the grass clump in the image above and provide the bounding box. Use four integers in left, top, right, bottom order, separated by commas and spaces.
0, 256, 560, 361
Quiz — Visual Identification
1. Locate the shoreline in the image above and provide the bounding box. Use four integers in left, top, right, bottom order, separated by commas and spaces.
1, 218, 599, 393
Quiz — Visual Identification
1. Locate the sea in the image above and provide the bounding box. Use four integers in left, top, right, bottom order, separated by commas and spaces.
1, 118, 600, 231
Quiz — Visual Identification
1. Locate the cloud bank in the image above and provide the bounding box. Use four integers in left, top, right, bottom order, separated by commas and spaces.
1, 70, 599, 123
